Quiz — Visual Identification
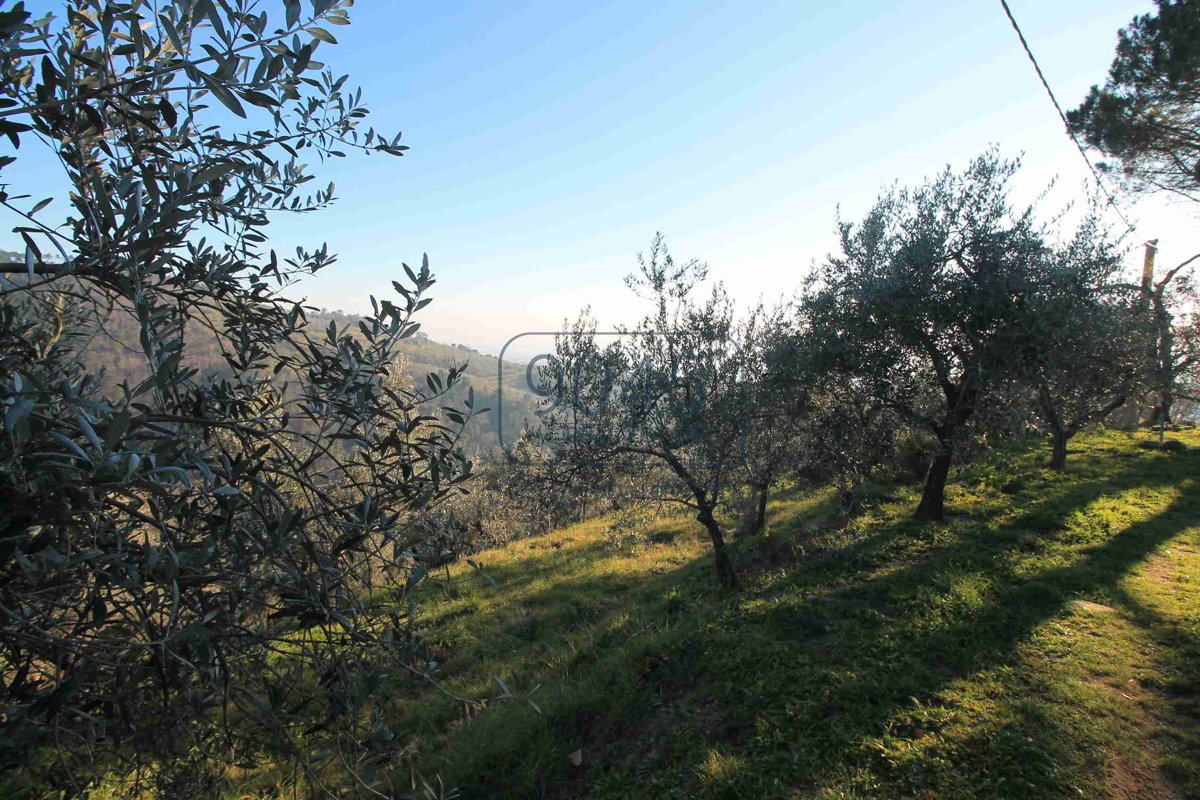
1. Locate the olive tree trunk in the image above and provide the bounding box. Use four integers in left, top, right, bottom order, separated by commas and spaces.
1049, 430, 1069, 470
914, 450, 953, 522
697, 504, 739, 591
914, 384, 977, 522
753, 480, 770, 534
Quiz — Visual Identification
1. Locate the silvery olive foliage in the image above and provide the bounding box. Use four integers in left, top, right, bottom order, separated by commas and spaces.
0, 2, 478, 796
800, 151, 1127, 520
537, 235, 748, 590
1025, 211, 1145, 468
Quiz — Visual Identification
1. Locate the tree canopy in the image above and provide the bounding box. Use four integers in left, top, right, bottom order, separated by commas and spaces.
1067, 0, 1200, 201
801, 151, 1120, 519
539, 235, 749, 589
0, 2, 478, 795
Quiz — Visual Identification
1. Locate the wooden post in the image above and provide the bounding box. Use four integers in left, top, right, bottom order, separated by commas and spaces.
1141, 239, 1158, 299
1139, 241, 1168, 442
1129, 241, 1156, 429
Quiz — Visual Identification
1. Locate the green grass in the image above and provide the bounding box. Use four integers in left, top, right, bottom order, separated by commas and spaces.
248, 429, 1200, 799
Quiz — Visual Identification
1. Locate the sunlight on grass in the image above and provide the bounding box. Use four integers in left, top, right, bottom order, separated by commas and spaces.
696, 748, 745, 786
235, 429, 1200, 800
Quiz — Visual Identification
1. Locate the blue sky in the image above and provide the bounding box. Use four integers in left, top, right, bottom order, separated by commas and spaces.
5, 0, 1196, 357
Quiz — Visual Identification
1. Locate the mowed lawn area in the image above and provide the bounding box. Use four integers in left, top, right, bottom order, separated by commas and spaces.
242, 429, 1200, 800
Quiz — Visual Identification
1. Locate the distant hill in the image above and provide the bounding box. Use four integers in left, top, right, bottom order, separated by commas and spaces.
315, 309, 541, 454
0, 252, 539, 455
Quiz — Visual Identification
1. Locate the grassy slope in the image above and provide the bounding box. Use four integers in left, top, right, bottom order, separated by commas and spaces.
266, 429, 1200, 799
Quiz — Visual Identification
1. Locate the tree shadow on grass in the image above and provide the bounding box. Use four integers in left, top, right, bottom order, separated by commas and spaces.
702, 467, 1200, 798
407, 541, 737, 797
581, 448, 1198, 798
408, 443, 1200, 799
1108, 583, 1200, 798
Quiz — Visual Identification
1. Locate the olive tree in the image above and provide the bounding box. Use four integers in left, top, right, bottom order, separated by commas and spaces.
730, 303, 808, 536
0, 2, 477, 797
1033, 299, 1144, 467
1029, 215, 1145, 468
538, 235, 748, 590
802, 152, 1062, 521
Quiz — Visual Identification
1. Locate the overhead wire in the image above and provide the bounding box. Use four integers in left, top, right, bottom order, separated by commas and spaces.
998, 0, 1138, 235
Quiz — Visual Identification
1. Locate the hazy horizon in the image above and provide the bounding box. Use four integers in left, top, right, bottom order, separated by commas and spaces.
5, 0, 1195, 360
